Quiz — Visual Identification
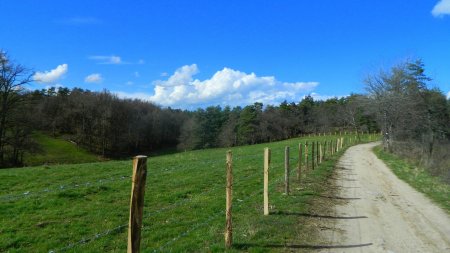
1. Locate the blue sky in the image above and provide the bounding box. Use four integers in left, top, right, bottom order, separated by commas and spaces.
1, 0, 450, 109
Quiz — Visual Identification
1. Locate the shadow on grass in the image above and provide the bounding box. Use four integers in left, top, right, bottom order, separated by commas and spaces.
234, 242, 373, 250
272, 211, 367, 219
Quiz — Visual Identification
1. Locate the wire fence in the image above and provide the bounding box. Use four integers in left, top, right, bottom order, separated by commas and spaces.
150, 159, 292, 252
1, 152, 271, 203
44, 153, 267, 252
0, 175, 131, 202
19, 134, 376, 252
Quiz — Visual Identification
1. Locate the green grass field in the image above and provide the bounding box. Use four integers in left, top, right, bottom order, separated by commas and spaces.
23, 133, 103, 166
1, 134, 373, 252
373, 146, 450, 213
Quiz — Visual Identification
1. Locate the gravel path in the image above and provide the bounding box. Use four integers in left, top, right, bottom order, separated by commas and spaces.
321, 142, 450, 253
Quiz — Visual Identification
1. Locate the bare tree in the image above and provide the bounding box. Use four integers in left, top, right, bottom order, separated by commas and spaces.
0, 50, 34, 165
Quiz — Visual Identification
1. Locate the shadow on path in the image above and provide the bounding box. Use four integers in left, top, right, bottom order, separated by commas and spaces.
234, 242, 373, 250
317, 195, 361, 200
273, 211, 367, 219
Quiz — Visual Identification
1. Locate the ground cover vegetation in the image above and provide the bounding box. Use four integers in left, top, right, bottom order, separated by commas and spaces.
0, 134, 371, 252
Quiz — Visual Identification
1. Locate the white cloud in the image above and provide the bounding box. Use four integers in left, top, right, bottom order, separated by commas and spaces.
432, 0, 450, 17
147, 64, 318, 108
44, 84, 64, 91
84, 73, 103, 83
138, 59, 145, 64
309, 92, 347, 101
33, 64, 68, 83
447, 91, 450, 99
89, 55, 123, 64
114, 91, 152, 101
134, 71, 140, 78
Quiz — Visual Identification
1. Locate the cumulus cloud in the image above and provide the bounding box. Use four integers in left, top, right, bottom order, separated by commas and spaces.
89, 55, 123, 64
84, 73, 103, 83
147, 64, 318, 108
432, 0, 450, 17
33, 64, 68, 83
309, 92, 347, 101
114, 91, 153, 101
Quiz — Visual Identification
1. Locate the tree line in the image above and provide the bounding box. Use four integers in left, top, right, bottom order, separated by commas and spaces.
177, 95, 378, 150
16, 89, 376, 164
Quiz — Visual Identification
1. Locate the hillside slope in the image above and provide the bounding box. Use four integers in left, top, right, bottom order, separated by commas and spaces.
23, 133, 102, 166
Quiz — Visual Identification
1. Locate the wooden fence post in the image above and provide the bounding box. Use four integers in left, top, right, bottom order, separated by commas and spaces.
225, 151, 233, 248
316, 141, 320, 166
340, 137, 344, 149
304, 142, 308, 170
323, 141, 327, 161
285, 146, 290, 195
329, 140, 332, 155
311, 141, 315, 170
319, 142, 323, 164
297, 143, 302, 181
128, 155, 148, 253
264, 148, 270, 215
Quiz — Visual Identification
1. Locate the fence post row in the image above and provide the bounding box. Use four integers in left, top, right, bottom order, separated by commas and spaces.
264, 148, 270, 215
128, 155, 148, 253
311, 141, 315, 170
225, 151, 233, 248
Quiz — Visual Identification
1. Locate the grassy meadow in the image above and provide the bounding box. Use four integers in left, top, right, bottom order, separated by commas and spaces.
1, 134, 374, 252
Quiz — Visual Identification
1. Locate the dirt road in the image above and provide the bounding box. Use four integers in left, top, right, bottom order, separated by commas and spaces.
321, 142, 450, 253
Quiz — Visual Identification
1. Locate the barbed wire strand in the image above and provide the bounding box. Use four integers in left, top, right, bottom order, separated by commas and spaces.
3, 153, 265, 202
0, 175, 132, 202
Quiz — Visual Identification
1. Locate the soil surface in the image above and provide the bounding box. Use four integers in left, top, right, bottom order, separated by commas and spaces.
320, 142, 450, 253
